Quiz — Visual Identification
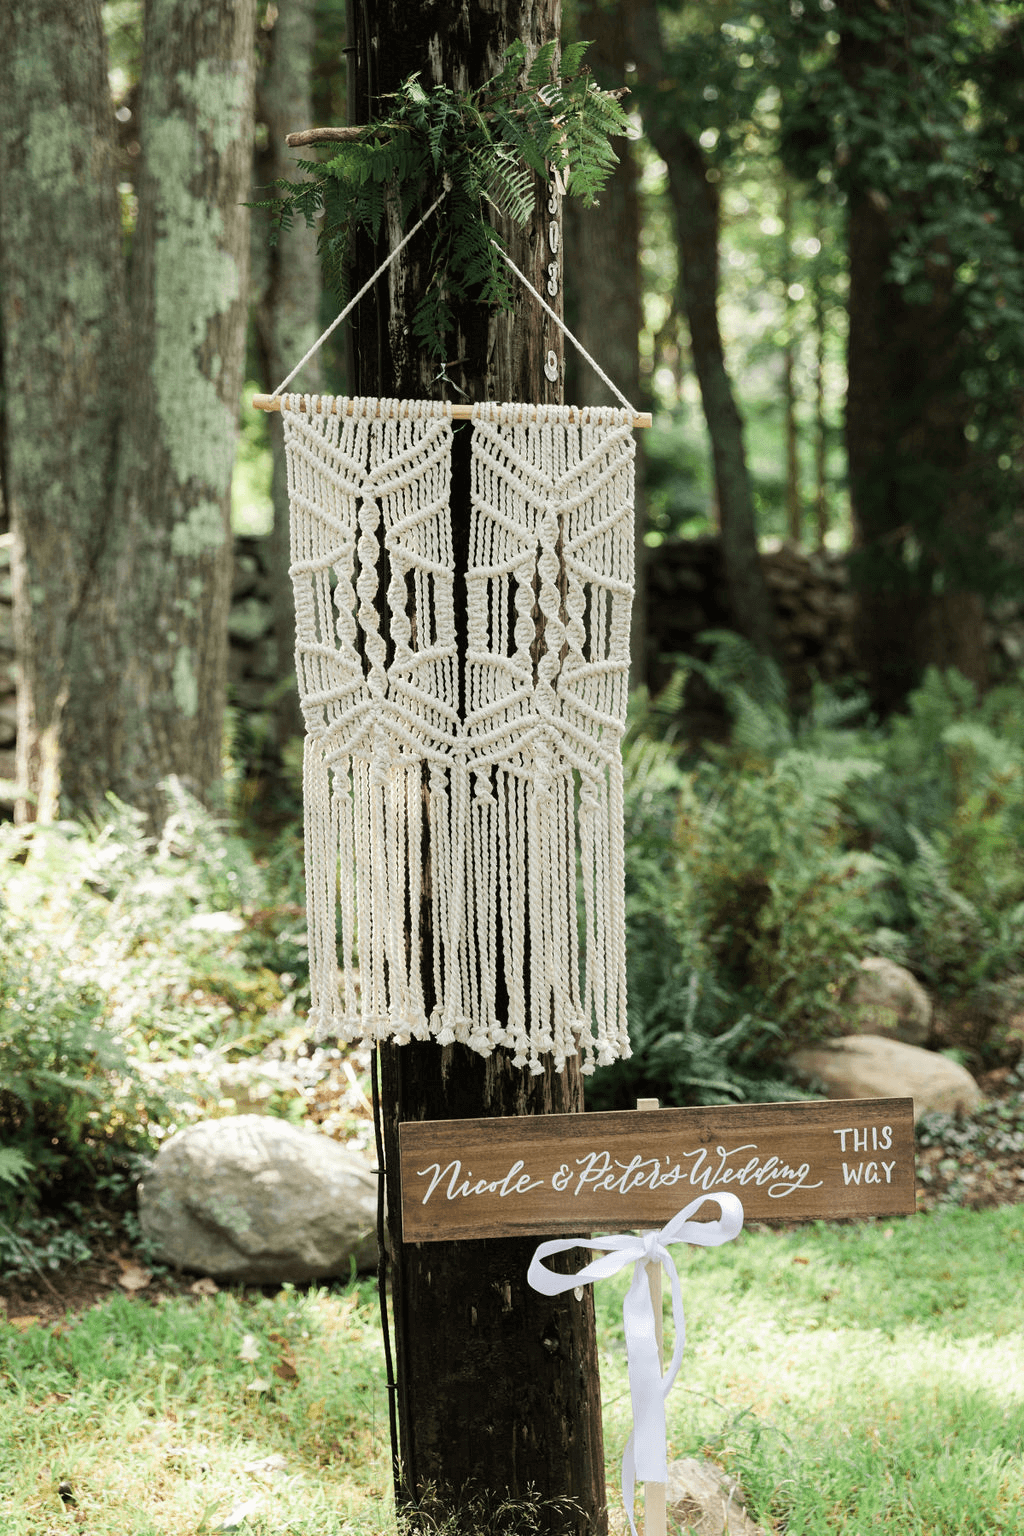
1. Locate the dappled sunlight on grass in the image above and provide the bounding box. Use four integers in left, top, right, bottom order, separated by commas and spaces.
595, 1209, 1024, 1535
0, 1283, 394, 1535
3, 1211, 1023, 1533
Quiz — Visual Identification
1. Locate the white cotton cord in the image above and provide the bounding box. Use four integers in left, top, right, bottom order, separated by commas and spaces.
283, 394, 635, 1070
270, 192, 448, 398
491, 241, 638, 416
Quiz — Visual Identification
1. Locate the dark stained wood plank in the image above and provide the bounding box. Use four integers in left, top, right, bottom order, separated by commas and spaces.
400, 1098, 916, 1241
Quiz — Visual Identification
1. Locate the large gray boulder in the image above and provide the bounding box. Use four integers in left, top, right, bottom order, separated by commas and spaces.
789, 1035, 983, 1120
846, 956, 932, 1045
138, 1115, 378, 1283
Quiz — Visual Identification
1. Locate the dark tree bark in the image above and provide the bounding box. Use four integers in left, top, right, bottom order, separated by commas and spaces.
841, 0, 989, 710
350, 3, 606, 1532
781, 183, 802, 547
629, 0, 777, 659
568, 0, 647, 685
0, 0, 256, 824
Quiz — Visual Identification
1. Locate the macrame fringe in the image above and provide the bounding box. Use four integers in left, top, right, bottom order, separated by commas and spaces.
285, 394, 635, 1075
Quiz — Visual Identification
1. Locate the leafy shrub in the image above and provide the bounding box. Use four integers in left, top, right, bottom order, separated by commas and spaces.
586, 657, 879, 1110
603, 647, 1024, 1099
677, 746, 883, 1042
587, 716, 792, 1109
0, 779, 307, 1218
591, 641, 1019, 1108
848, 667, 1024, 1042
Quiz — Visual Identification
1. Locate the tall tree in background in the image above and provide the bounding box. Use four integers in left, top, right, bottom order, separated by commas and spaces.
630, 0, 777, 658
0, 0, 255, 823
345, 3, 607, 1530
782, 0, 1024, 708
252, 0, 322, 748
568, 0, 648, 682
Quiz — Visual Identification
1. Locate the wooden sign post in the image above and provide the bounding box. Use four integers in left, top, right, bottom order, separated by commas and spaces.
399, 1096, 916, 1536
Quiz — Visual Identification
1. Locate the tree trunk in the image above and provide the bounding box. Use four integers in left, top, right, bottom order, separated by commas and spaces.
350, 3, 607, 1530
841, 0, 988, 709
781, 183, 801, 547
629, 0, 777, 658
569, 0, 647, 686
252, 0, 322, 752
812, 270, 829, 549
0, 0, 256, 825
0, 0, 127, 821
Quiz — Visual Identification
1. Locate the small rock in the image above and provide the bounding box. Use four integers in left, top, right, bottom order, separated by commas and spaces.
138, 1115, 378, 1283
789, 1036, 984, 1120
846, 957, 932, 1046
667, 1457, 765, 1536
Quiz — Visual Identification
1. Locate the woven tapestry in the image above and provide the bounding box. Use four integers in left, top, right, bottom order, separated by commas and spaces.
283, 395, 635, 1075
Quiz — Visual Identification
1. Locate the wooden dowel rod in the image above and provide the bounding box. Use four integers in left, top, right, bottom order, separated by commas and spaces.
251, 392, 653, 429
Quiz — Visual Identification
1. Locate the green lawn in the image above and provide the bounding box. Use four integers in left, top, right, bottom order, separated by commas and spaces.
2, 1207, 1022, 1534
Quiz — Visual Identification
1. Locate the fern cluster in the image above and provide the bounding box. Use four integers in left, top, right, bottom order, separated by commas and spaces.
265, 40, 630, 360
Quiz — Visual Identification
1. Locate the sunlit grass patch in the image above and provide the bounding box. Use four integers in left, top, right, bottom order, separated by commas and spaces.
595, 1208, 1024, 1535
2, 1210, 1023, 1534
0, 1281, 394, 1536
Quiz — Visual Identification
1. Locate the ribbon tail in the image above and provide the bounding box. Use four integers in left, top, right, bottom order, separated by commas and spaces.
622, 1259, 670, 1485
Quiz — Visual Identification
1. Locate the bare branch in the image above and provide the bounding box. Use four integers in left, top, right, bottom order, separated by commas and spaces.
285, 125, 365, 146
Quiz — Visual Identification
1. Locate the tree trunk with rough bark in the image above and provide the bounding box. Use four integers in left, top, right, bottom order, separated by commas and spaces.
841, 0, 988, 709
629, 0, 777, 659
0, 0, 127, 821
568, 0, 647, 685
350, 3, 607, 1531
252, 0, 322, 751
0, 0, 255, 824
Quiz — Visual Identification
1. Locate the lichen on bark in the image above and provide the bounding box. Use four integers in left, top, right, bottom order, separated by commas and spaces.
0, 0, 256, 824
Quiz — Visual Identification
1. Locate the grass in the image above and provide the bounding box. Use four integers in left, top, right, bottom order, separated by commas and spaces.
2, 1208, 1022, 1534
0, 1281, 392, 1535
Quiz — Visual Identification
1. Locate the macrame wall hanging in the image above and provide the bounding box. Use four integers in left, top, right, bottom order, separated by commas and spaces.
283, 394, 635, 1076
256, 203, 648, 1078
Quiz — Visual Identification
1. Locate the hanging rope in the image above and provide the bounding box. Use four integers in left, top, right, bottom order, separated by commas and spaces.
269, 192, 448, 398
256, 189, 650, 423
490, 241, 637, 415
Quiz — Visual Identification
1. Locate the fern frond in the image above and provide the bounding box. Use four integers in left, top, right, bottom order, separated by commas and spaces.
528, 40, 559, 89
256, 38, 631, 359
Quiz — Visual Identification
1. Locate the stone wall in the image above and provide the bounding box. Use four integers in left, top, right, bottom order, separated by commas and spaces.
2, 532, 1023, 804
646, 536, 1024, 703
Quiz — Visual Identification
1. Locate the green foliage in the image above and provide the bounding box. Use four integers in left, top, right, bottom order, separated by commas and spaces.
589, 711, 791, 1110
589, 645, 882, 1110
0, 1147, 33, 1188
777, 0, 1024, 578
594, 639, 1024, 1110
0, 780, 308, 1221
262, 42, 630, 360
851, 667, 1024, 1019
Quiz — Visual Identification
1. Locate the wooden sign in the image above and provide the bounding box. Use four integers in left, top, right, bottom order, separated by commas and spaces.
399, 1097, 916, 1242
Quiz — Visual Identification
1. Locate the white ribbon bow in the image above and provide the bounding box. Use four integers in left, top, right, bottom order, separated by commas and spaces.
527, 1194, 744, 1535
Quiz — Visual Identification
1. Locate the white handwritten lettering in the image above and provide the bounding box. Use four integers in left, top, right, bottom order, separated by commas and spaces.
834, 1123, 894, 1153
416, 1158, 544, 1205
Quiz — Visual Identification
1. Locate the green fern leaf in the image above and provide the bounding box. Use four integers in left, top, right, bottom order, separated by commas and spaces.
527, 39, 559, 89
